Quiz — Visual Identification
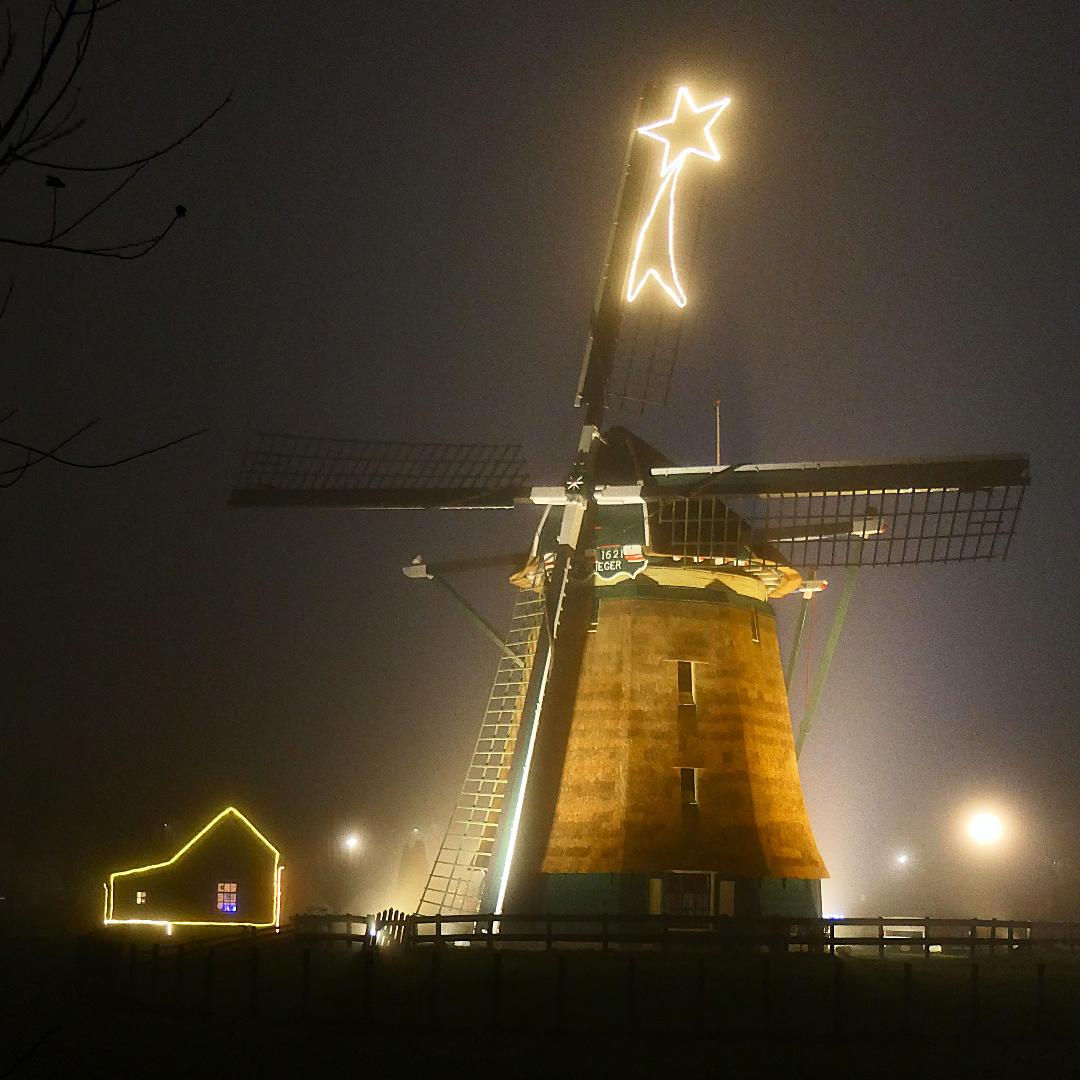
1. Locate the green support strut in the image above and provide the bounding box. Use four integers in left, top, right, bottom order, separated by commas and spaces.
784, 594, 813, 691
794, 565, 859, 760
424, 571, 525, 669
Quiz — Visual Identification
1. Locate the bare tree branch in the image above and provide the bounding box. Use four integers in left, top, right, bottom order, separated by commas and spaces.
0, 2, 225, 262
0, 425, 207, 474
71, 0, 122, 13
0, 0, 78, 150
0, 276, 13, 321
14, 2, 94, 155
17, 93, 231, 172
0, 415, 97, 487
49, 160, 144, 242
0, 11, 15, 85
0, 202, 185, 258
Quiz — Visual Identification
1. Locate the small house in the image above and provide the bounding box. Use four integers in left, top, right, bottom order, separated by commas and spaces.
103, 807, 283, 933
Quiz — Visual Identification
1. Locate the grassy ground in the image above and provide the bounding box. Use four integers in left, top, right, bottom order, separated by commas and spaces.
3, 936, 1079, 1077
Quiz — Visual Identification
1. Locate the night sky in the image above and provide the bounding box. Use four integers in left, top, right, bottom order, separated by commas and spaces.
4, 1, 1079, 930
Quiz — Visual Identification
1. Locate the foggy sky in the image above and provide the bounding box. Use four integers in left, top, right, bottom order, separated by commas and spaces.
3, 0, 1079, 928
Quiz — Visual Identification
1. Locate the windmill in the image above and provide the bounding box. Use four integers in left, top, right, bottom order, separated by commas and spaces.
230, 84, 1029, 921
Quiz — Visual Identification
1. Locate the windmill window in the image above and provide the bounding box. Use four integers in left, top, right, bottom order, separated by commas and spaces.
680, 767, 699, 806
676, 661, 695, 705
216, 882, 238, 914
135, 890, 147, 905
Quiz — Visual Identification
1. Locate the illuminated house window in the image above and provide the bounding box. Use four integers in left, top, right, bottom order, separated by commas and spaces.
676, 661, 695, 705
680, 767, 699, 806
136, 891, 147, 905
217, 882, 238, 914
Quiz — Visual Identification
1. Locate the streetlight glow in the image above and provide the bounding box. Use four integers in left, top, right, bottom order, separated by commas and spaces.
342, 834, 360, 852
967, 812, 1004, 846
895, 852, 910, 867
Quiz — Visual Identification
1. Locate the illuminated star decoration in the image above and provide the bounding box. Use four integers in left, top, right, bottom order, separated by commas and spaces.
626, 87, 730, 308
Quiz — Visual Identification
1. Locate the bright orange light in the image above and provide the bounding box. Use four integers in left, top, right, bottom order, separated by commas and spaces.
968, 811, 1004, 846
103, 806, 283, 932
627, 87, 730, 308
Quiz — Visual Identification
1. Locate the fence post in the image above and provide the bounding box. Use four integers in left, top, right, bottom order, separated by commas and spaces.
969, 962, 979, 1034
490, 951, 502, 1030
301, 947, 311, 1016
828, 920, 835, 958
554, 953, 566, 1032
924, 916, 931, 959
832, 959, 843, 1037
248, 945, 260, 1017
127, 942, 137, 1001
878, 917, 885, 960
761, 955, 772, 1031
626, 955, 637, 1033
428, 943, 441, 1028
695, 954, 706, 1036
203, 947, 216, 1014
1036, 962, 1046, 1032
601, 916, 609, 951
546, 916, 553, 951
989, 918, 997, 958
150, 943, 160, 1003
361, 947, 374, 1025
902, 961, 912, 1037
176, 944, 185, 1007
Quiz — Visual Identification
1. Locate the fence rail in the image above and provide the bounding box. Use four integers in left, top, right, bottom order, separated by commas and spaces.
290, 910, 1080, 957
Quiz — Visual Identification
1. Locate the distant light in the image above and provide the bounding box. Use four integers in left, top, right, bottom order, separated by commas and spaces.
343, 834, 360, 852
895, 852, 910, 867
968, 812, 1004, 846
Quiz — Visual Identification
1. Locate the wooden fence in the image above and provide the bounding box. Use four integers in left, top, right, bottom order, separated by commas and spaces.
291, 910, 1080, 957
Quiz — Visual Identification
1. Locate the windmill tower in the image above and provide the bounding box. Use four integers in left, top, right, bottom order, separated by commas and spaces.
231, 83, 1029, 920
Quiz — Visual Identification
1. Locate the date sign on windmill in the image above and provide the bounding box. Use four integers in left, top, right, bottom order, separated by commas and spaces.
231, 83, 1029, 922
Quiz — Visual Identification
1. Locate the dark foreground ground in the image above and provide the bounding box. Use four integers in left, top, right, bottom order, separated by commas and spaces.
3, 933, 1078, 1078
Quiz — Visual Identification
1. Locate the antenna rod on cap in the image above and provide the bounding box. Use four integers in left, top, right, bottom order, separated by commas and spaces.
714, 399, 721, 466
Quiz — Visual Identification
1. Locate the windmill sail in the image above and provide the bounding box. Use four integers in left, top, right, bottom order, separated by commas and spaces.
229, 432, 529, 509
649, 453, 1029, 569
417, 588, 546, 917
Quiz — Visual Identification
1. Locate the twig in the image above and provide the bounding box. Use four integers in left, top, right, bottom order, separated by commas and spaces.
0, 416, 97, 487
0, 426, 206, 472
0, 0, 78, 149
17, 93, 231, 172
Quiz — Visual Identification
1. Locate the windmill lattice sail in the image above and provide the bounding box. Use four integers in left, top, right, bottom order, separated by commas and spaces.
649, 454, 1028, 570
229, 432, 529, 509
417, 589, 546, 917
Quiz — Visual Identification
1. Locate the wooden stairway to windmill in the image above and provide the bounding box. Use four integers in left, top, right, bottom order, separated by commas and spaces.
230, 83, 1029, 921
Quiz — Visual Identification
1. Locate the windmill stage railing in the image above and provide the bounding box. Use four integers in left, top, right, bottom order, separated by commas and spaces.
292, 910, 1080, 957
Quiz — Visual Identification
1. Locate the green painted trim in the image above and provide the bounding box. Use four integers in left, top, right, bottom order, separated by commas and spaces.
589, 575, 775, 615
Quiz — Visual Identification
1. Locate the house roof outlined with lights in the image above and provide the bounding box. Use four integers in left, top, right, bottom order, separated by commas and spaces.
103, 806, 283, 934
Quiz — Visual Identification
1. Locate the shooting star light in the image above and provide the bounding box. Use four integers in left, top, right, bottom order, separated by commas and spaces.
627, 87, 730, 308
